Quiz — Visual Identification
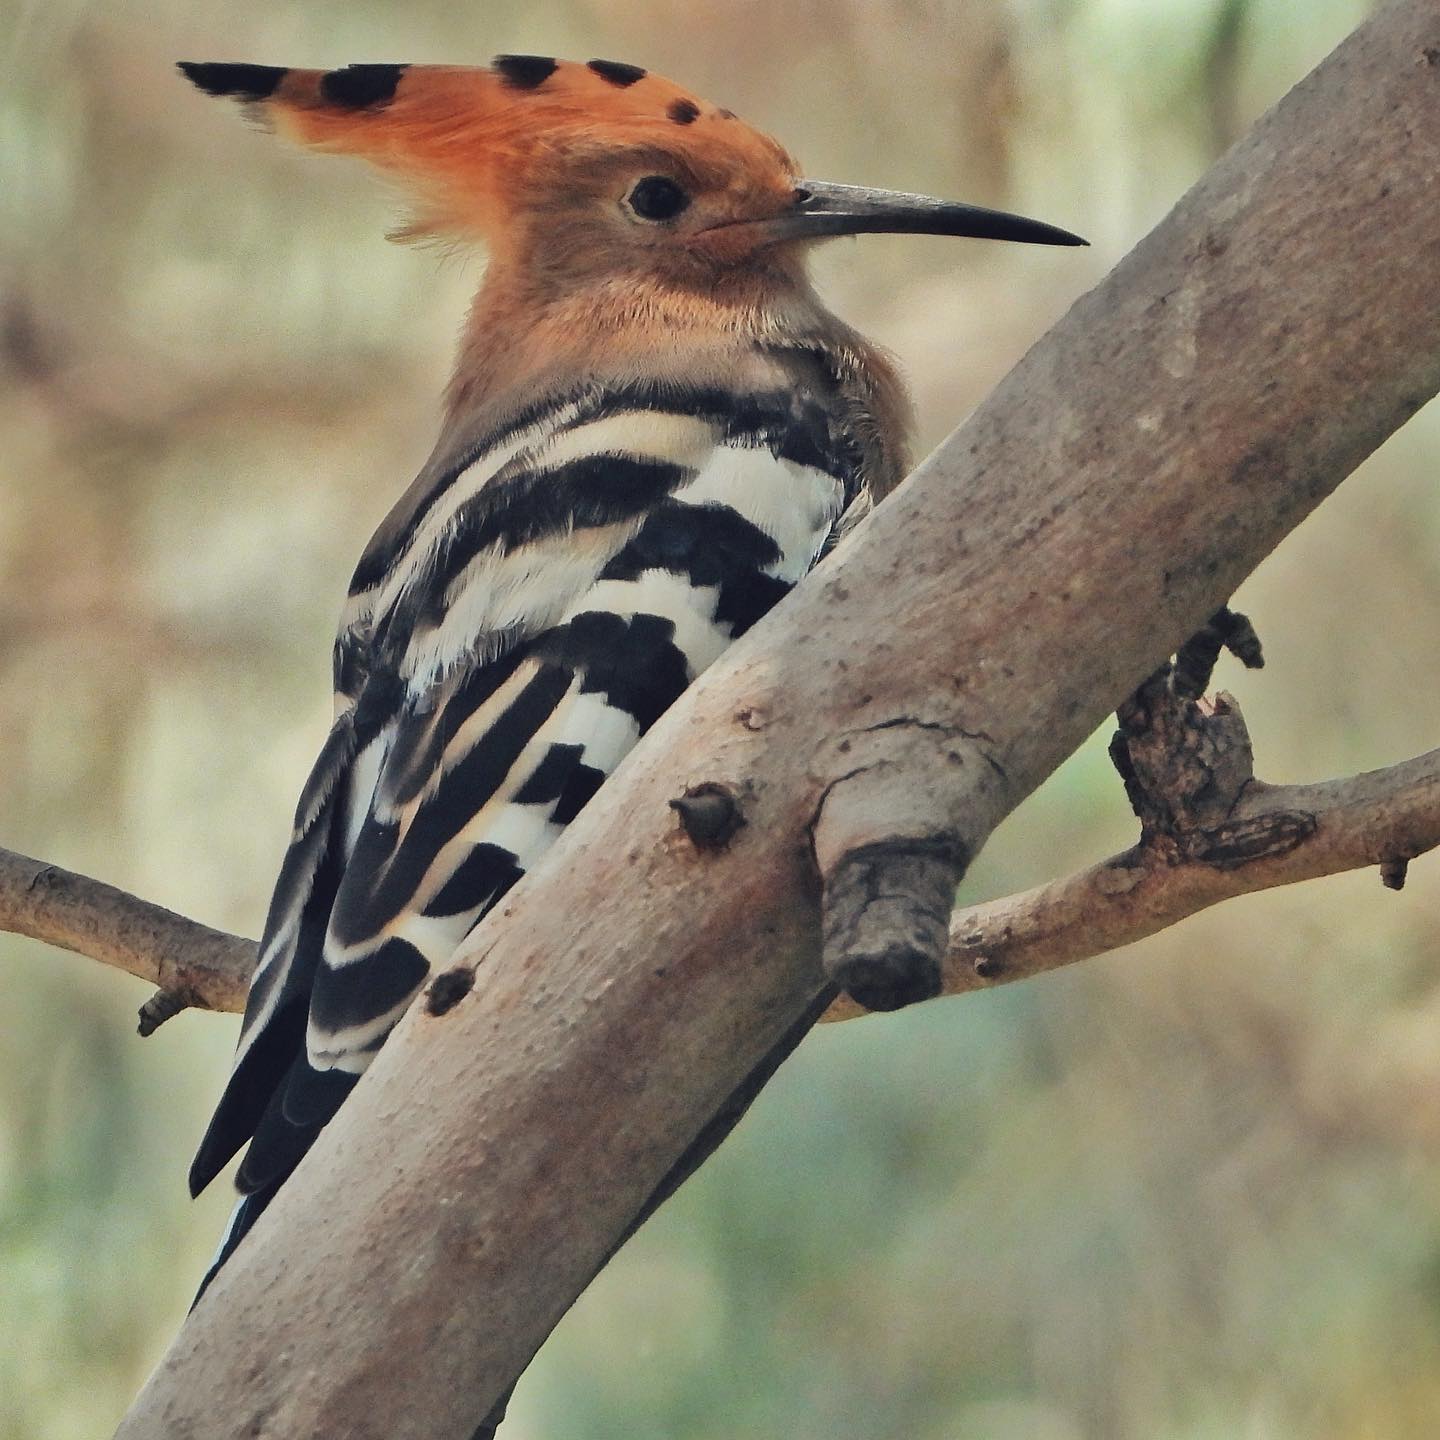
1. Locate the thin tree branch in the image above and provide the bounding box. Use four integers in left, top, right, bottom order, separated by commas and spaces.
0, 846, 253, 1028
828, 627, 1438, 1014
824, 736, 1440, 1020
952, 746, 1440, 990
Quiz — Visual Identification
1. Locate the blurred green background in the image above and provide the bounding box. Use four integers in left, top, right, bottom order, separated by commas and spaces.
5, 0, 1439, 1436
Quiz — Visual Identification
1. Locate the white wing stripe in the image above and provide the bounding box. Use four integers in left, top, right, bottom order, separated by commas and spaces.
676, 448, 843, 580
570, 573, 730, 679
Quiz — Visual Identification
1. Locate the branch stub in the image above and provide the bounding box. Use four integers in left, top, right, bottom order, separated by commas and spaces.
669, 783, 745, 849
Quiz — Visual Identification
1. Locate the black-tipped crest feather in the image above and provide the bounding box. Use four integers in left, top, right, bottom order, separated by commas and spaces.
178, 61, 287, 100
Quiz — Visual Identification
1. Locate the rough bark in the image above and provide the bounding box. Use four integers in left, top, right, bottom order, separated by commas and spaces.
83, 2, 1440, 1433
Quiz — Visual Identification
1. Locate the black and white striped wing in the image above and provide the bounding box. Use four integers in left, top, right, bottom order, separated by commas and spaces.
189, 383, 859, 1275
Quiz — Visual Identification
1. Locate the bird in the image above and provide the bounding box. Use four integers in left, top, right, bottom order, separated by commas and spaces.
177, 52, 1083, 1428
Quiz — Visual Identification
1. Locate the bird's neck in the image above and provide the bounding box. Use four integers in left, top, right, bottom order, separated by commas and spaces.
440, 264, 913, 494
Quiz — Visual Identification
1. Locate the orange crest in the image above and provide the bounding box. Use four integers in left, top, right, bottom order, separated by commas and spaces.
179, 57, 800, 253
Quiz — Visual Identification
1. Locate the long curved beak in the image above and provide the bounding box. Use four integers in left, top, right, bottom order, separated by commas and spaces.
758, 179, 1087, 247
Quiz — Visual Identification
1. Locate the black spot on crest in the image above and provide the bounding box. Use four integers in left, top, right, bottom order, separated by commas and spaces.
717, 108, 737, 120
178, 61, 286, 101
588, 58, 646, 87
667, 98, 701, 125
494, 54, 558, 89
320, 63, 407, 109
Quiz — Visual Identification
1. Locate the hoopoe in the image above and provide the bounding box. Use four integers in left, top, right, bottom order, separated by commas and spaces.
180, 55, 1082, 1319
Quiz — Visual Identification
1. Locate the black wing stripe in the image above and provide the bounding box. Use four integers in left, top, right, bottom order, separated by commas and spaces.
380, 644, 532, 811
424, 841, 526, 918
289, 711, 359, 840
599, 499, 791, 639
280, 1059, 359, 1131
429, 454, 687, 604
510, 742, 585, 805
550, 759, 608, 826
235, 1057, 353, 1194
351, 388, 705, 601
307, 935, 431, 1035
534, 610, 692, 732
347, 391, 586, 595
328, 663, 573, 947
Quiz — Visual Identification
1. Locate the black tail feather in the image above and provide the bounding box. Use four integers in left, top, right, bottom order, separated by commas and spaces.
191, 1184, 281, 1308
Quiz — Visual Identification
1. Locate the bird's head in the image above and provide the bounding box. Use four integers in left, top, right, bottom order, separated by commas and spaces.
179, 55, 1084, 297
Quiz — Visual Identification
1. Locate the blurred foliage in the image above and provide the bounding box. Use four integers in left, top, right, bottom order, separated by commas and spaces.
4, 0, 1438, 1437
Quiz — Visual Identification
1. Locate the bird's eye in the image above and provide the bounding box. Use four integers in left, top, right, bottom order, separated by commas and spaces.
626, 176, 691, 222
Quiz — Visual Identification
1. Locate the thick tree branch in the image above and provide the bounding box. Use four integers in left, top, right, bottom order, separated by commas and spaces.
69, 3, 1440, 1433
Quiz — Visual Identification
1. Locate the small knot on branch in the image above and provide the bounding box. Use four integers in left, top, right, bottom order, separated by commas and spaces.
1172, 607, 1264, 700
25, 863, 59, 895
137, 987, 195, 1037
1112, 687, 1257, 843
426, 966, 475, 1016
1380, 856, 1410, 891
669, 783, 744, 849
971, 951, 1003, 980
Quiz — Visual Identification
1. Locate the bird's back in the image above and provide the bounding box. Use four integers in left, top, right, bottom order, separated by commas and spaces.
188, 357, 881, 1288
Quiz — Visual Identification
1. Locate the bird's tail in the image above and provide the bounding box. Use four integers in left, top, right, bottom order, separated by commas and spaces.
191, 1184, 280, 1308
